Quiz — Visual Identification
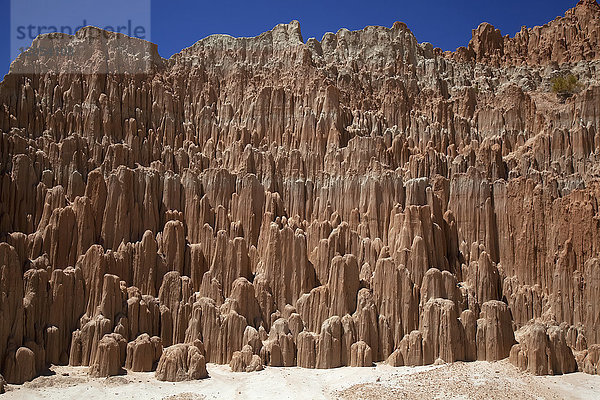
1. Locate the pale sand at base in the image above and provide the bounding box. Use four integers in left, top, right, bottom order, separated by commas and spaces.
2, 360, 600, 400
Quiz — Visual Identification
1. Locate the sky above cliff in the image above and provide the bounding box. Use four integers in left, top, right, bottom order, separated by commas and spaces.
0, 0, 581, 79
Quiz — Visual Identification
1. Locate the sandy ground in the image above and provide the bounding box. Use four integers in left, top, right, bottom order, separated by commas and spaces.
2, 360, 600, 400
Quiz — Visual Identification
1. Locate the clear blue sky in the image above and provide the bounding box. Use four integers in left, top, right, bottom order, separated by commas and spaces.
0, 0, 580, 79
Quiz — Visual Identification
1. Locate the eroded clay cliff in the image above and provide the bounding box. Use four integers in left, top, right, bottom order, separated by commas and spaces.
1, 0, 600, 383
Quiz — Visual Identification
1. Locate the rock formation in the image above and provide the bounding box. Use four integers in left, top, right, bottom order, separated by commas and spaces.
580, 345, 600, 375
509, 322, 577, 375
350, 341, 373, 367
476, 301, 515, 362
1, 0, 600, 383
230, 344, 264, 372
125, 333, 163, 372
89, 333, 126, 377
155, 342, 208, 381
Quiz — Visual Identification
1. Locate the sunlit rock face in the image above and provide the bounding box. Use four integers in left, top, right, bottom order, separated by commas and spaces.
1, 0, 600, 383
